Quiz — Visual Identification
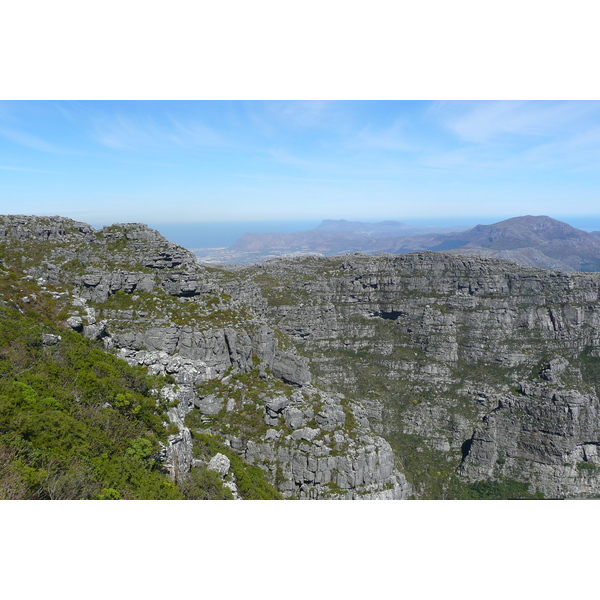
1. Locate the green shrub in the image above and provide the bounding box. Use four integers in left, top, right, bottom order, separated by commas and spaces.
179, 468, 234, 500
95, 488, 122, 500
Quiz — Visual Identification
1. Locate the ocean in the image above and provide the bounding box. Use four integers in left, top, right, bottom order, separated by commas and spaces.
146, 220, 321, 249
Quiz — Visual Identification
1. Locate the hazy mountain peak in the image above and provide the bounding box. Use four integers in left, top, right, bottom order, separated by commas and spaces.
465, 215, 589, 246
488, 215, 579, 232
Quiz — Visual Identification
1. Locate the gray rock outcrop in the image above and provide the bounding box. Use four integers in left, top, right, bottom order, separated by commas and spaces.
207, 453, 231, 477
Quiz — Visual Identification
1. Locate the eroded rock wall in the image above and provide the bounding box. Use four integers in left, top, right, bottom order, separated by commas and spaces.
236, 253, 600, 497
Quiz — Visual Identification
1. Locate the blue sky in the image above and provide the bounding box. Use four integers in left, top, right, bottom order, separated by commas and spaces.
2, 100, 600, 229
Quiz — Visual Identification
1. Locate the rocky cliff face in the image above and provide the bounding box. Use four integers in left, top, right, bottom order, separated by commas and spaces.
0, 215, 410, 499
232, 252, 600, 498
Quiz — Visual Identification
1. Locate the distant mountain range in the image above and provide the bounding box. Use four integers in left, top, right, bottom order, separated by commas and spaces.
194, 215, 600, 271
224, 220, 468, 254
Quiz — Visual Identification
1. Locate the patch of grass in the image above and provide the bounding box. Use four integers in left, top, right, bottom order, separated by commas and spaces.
386, 430, 461, 499
320, 479, 347, 498
461, 477, 544, 500
578, 347, 600, 392
577, 461, 598, 472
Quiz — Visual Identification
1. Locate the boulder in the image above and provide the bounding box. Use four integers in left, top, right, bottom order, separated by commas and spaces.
207, 453, 231, 477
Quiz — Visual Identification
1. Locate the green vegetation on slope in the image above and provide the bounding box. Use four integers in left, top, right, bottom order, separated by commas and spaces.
0, 264, 180, 500
0, 289, 185, 499
0, 261, 284, 500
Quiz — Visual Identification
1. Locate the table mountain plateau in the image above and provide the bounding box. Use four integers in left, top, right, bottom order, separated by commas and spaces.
3, 214, 600, 499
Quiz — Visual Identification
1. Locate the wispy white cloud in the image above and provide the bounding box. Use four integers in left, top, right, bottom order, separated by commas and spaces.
167, 115, 227, 147
260, 101, 600, 182
354, 120, 421, 152
438, 100, 600, 143
566, 125, 600, 148
510, 125, 600, 172
266, 146, 339, 171
0, 164, 29, 171
419, 136, 600, 175
93, 114, 166, 151
0, 126, 63, 153
418, 149, 472, 169
92, 113, 226, 152
234, 172, 370, 185
409, 101, 600, 176
0, 164, 60, 173
267, 101, 334, 128
0, 102, 20, 123
248, 101, 354, 139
